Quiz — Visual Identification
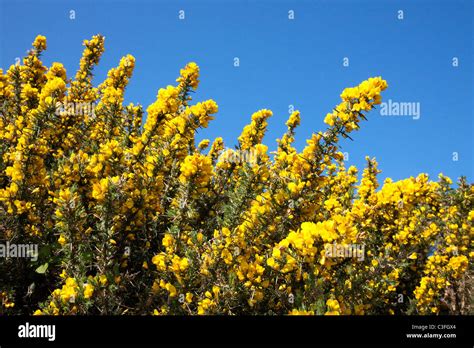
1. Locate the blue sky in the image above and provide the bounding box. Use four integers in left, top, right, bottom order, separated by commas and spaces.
1, 0, 472, 183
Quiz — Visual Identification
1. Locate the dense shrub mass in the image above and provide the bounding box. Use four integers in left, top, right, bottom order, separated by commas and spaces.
0, 35, 472, 315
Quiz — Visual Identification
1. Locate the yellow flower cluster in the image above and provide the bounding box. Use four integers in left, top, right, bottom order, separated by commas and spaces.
0, 35, 471, 316
0, 291, 15, 312
177, 62, 200, 89
238, 109, 273, 151
179, 153, 213, 189
324, 77, 387, 133
32, 35, 47, 53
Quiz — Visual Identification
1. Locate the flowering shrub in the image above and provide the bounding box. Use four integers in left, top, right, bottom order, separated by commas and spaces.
0, 35, 472, 315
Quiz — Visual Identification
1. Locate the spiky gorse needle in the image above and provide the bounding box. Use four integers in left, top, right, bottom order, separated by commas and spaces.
0, 35, 472, 315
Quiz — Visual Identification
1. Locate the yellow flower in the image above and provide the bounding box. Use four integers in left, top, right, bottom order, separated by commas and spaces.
177, 62, 200, 89
185, 292, 193, 303
287, 182, 298, 195
221, 248, 233, 265
266, 257, 276, 268
83, 283, 94, 299
99, 275, 108, 286
179, 153, 213, 187
33, 35, 47, 51
408, 253, 418, 260
289, 309, 314, 315
286, 111, 300, 129
325, 298, 341, 315
152, 254, 167, 271
91, 178, 109, 201
162, 234, 174, 248
324, 113, 335, 126
58, 234, 67, 246
179, 257, 189, 271
212, 286, 220, 298
165, 283, 177, 297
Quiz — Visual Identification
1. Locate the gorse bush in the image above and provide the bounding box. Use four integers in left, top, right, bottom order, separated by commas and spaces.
0, 35, 472, 315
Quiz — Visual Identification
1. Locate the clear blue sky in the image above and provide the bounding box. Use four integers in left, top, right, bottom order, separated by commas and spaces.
1, 0, 472, 183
